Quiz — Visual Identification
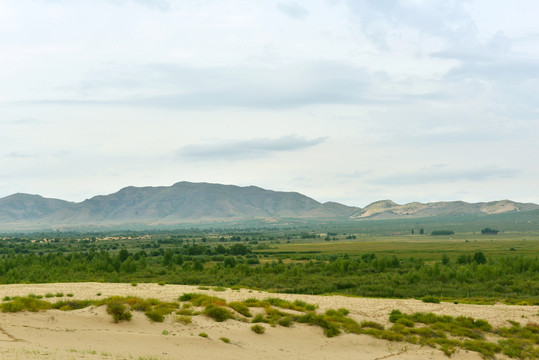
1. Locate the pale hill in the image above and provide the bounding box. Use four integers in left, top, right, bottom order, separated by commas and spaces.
351, 199, 539, 220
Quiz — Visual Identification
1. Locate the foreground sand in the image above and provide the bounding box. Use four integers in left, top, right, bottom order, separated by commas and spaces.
1, 283, 537, 360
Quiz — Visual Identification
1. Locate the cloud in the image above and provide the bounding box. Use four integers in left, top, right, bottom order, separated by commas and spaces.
337, 170, 372, 178
345, 0, 476, 48
2, 118, 40, 125
3, 152, 37, 159
23, 62, 379, 109
178, 135, 327, 160
370, 167, 519, 186
277, 2, 309, 20
44, 0, 171, 10
102, 0, 171, 10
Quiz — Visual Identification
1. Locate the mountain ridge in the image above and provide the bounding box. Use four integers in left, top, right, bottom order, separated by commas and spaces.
0, 181, 537, 230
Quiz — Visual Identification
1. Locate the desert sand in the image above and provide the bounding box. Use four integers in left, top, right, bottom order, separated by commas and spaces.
1, 283, 537, 359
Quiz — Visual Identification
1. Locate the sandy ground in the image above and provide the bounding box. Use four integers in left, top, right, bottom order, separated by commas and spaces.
1, 283, 537, 360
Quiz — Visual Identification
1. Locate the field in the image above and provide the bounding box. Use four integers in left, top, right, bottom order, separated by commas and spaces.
254, 232, 539, 261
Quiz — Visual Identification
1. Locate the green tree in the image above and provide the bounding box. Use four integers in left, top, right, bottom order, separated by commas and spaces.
473, 251, 487, 265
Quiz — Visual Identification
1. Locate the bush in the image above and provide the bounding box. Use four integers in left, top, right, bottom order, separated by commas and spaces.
204, 305, 233, 322
198, 332, 208, 338
395, 318, 415, 327
175, 315, 192, 325
338, 308, 350, 316
106, 299, 132, 323
229, 301, 252, 317
180, 293, 226, 307
252, 314, 269, 323
278, 316, 293, 327
360, 321, 385, 330
145, 310, 164, 322
219, 337, 230, 343
1, 296, 52, 312
420, 296, 440, 304
126, 297, 152, 312
251, 324, 266, 334
52, 300, 95, 311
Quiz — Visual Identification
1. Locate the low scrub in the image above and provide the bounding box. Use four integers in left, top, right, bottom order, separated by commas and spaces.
251, 324, 266, 334
105, 298, 132, 323
420, 295, 440, 304
1, 296, 52, 312
52, 300, 95, 311
229, 301, 252, 317
203, 305, 234, 322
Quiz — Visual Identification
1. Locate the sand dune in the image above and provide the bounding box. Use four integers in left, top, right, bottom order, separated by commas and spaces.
1, 283, 537, 359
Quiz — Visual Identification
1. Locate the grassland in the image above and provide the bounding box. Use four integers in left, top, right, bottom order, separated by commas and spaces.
254, 232, 539, 261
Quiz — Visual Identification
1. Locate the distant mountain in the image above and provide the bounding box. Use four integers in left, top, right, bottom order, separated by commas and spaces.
0, 182, 537, 230
0, 182, 358, 230
351, 199, 539, 220
0, 194, 74, 222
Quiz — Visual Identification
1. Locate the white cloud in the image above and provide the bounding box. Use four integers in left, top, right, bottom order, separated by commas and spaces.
178, 135, 327, 160
277, 2, 309, 20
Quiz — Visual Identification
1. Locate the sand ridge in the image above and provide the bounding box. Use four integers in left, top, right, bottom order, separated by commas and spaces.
1, 283, 537, 359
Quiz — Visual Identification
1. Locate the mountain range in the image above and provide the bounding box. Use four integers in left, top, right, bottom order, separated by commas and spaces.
1, 181, 538, 230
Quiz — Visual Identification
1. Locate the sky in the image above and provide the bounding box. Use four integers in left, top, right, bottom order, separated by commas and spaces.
1, 0, 538, 207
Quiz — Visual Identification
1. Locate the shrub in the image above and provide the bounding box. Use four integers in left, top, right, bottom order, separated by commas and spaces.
198, 332, 208, 338
145, 310, 164, 322
338, 308, 350, 316
126, 297, 152, 312
278, 316, 293, 327
179, 293, 197, 301
204, 305, 233, 322
251, 314, 269, 323
360, 321, 384, 330
251, 324, 266, 334
106, 299, 132, 323
1, 296, 52, 312
176, 315, 192, 325
52, 300, 94, 311
229, 301, 252, 317
395, 318, 415, 327
219, 337, 230, 343
389, 309, 403, 323
180, 293, 226, 307
176, 308, 195, 316
420, 296, 440, 304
